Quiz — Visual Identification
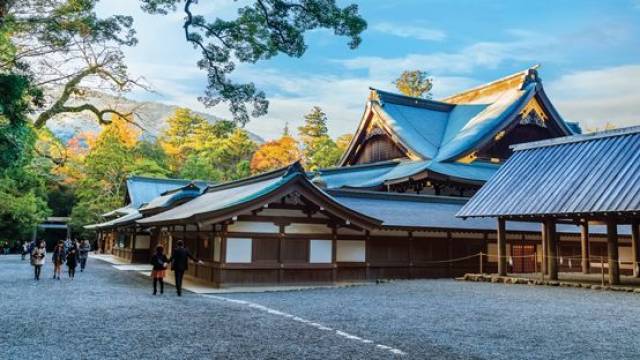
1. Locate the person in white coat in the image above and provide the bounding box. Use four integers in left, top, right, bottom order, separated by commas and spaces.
31, 240, 46, 280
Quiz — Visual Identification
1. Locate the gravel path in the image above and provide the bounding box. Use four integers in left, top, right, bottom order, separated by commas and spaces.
1, 255, 640, 359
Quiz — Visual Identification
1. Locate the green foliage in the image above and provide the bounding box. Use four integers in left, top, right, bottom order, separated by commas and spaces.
161, 108, 256, 182
69, 118, 169, 239
297, 106, 342, 170
0, 72, 49, 244
305, 136, 342, 170
394, 70, 433, 99
140, 0, 366, 125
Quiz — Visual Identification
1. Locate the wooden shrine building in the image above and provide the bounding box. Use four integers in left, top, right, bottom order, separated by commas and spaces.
458, 126, 640, 285
86, 67, 633, 287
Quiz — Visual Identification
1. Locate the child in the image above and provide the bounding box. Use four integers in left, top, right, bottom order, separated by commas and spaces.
52, 241, 65, 280
66, 247, 78, 279
150, 245, 169, 295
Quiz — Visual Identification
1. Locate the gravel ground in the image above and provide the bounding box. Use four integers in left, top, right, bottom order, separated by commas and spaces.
2, 255, 640, 359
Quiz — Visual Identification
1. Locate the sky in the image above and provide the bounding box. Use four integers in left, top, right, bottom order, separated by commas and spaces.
97, 0, 640, 140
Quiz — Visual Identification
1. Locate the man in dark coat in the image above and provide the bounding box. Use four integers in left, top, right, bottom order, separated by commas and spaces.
168, 240, 202, 296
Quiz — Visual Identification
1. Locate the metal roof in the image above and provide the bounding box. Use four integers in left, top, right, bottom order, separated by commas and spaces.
137, 163, 382, 228
139, 183, 205, 212
84, 211, 142, 230
457, 126, 640, 218
340, 67, 575, 166
125, 176, 209, 209
313, 159, 498, 189
330, 189, 625, 234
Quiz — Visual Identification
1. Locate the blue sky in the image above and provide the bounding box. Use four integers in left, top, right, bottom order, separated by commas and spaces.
97, 0, 640, 140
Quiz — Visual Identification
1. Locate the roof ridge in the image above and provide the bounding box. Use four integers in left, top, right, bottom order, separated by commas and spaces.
126, 175, 206, 183
512, 125, 640, 151
316, 159, 403, 174
370, 88, 454, 112
441, 65, 539, 103
328, 188, 470, 205
206, 161, 302, 193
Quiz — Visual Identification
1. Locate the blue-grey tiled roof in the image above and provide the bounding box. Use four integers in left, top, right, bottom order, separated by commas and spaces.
331, 190, 626, 234
314, 159, 499, 189
342, 67, 576, 168
137, 163, 382, 228
458, 126, 640, 218
125, 176, 209, 209
139, 183, 206, 212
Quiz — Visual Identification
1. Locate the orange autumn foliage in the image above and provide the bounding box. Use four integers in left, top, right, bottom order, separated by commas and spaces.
250, 135, 301, 174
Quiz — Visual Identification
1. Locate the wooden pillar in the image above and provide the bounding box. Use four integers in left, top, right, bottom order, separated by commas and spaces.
408, 231, 414, 279
332, 227, 338, 282
541, 222, 548, 275
278, 224, 285, 283
447, 231, 453, 277
546, 219, 558, 281
607, 220, 620, 285
497, 218, 507, 276
580, 221, 590, 274
632, 221, 640, 278
132, 226, 137, 250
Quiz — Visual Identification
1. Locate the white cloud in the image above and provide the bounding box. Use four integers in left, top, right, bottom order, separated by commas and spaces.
546, 65, 640, 130
373, 22, 446, 42
337, 30, 560, 78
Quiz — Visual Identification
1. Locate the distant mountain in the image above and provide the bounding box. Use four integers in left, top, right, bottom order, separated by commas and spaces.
44, 91, 264, 143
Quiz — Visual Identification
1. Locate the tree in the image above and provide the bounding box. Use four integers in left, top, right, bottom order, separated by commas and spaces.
0, 73, 50, 243
159, 108, 254, 180
1, 1, 143, 128
305, 136, 341, 170
159, 108, 209, 170
298, 106, 338, 170
299, 106, 328, 149
69, 114, 168, 238
140, 0, 367, 125
251, 135, 301, 173
394, 70, 433, 99
335, 133, 353, 152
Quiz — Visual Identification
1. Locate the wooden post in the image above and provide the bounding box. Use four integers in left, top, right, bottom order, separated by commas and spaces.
447, 231, 453, 277
580, 220, 590, 274
278, 225, 285, 283
132, 226, 137, 250
546, 219, 558, 281
606, 219, 620, 285
600, 256, 605, 287
541, 222, 548, 275
497, 218, 507, 276
632, 220, 640, 278
408, 231, 414, 279
332, 227, 338, 282
479, 252, 484, 274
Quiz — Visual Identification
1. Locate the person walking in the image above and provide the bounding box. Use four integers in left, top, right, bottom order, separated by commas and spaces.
168, 240, 202, 296
66, 247, 78, 279
52, 241, 65, 280
150, 245, 169, 295
31, 240, 46, 280
78, 239, 90, 272
21, 241, 29, 261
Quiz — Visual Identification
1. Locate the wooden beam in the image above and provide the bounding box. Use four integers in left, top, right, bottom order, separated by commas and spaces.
580, 220, 590, 274
607, 220, 620, 285
546, 219, 558, 281
632, 220, 640, 278
541, 222, 548, 275
497, 218, 507, 276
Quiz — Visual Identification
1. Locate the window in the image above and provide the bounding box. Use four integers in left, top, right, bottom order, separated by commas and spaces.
310, 240, 332, 263
226, 238, 252, 263
336, 240, 365, 262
